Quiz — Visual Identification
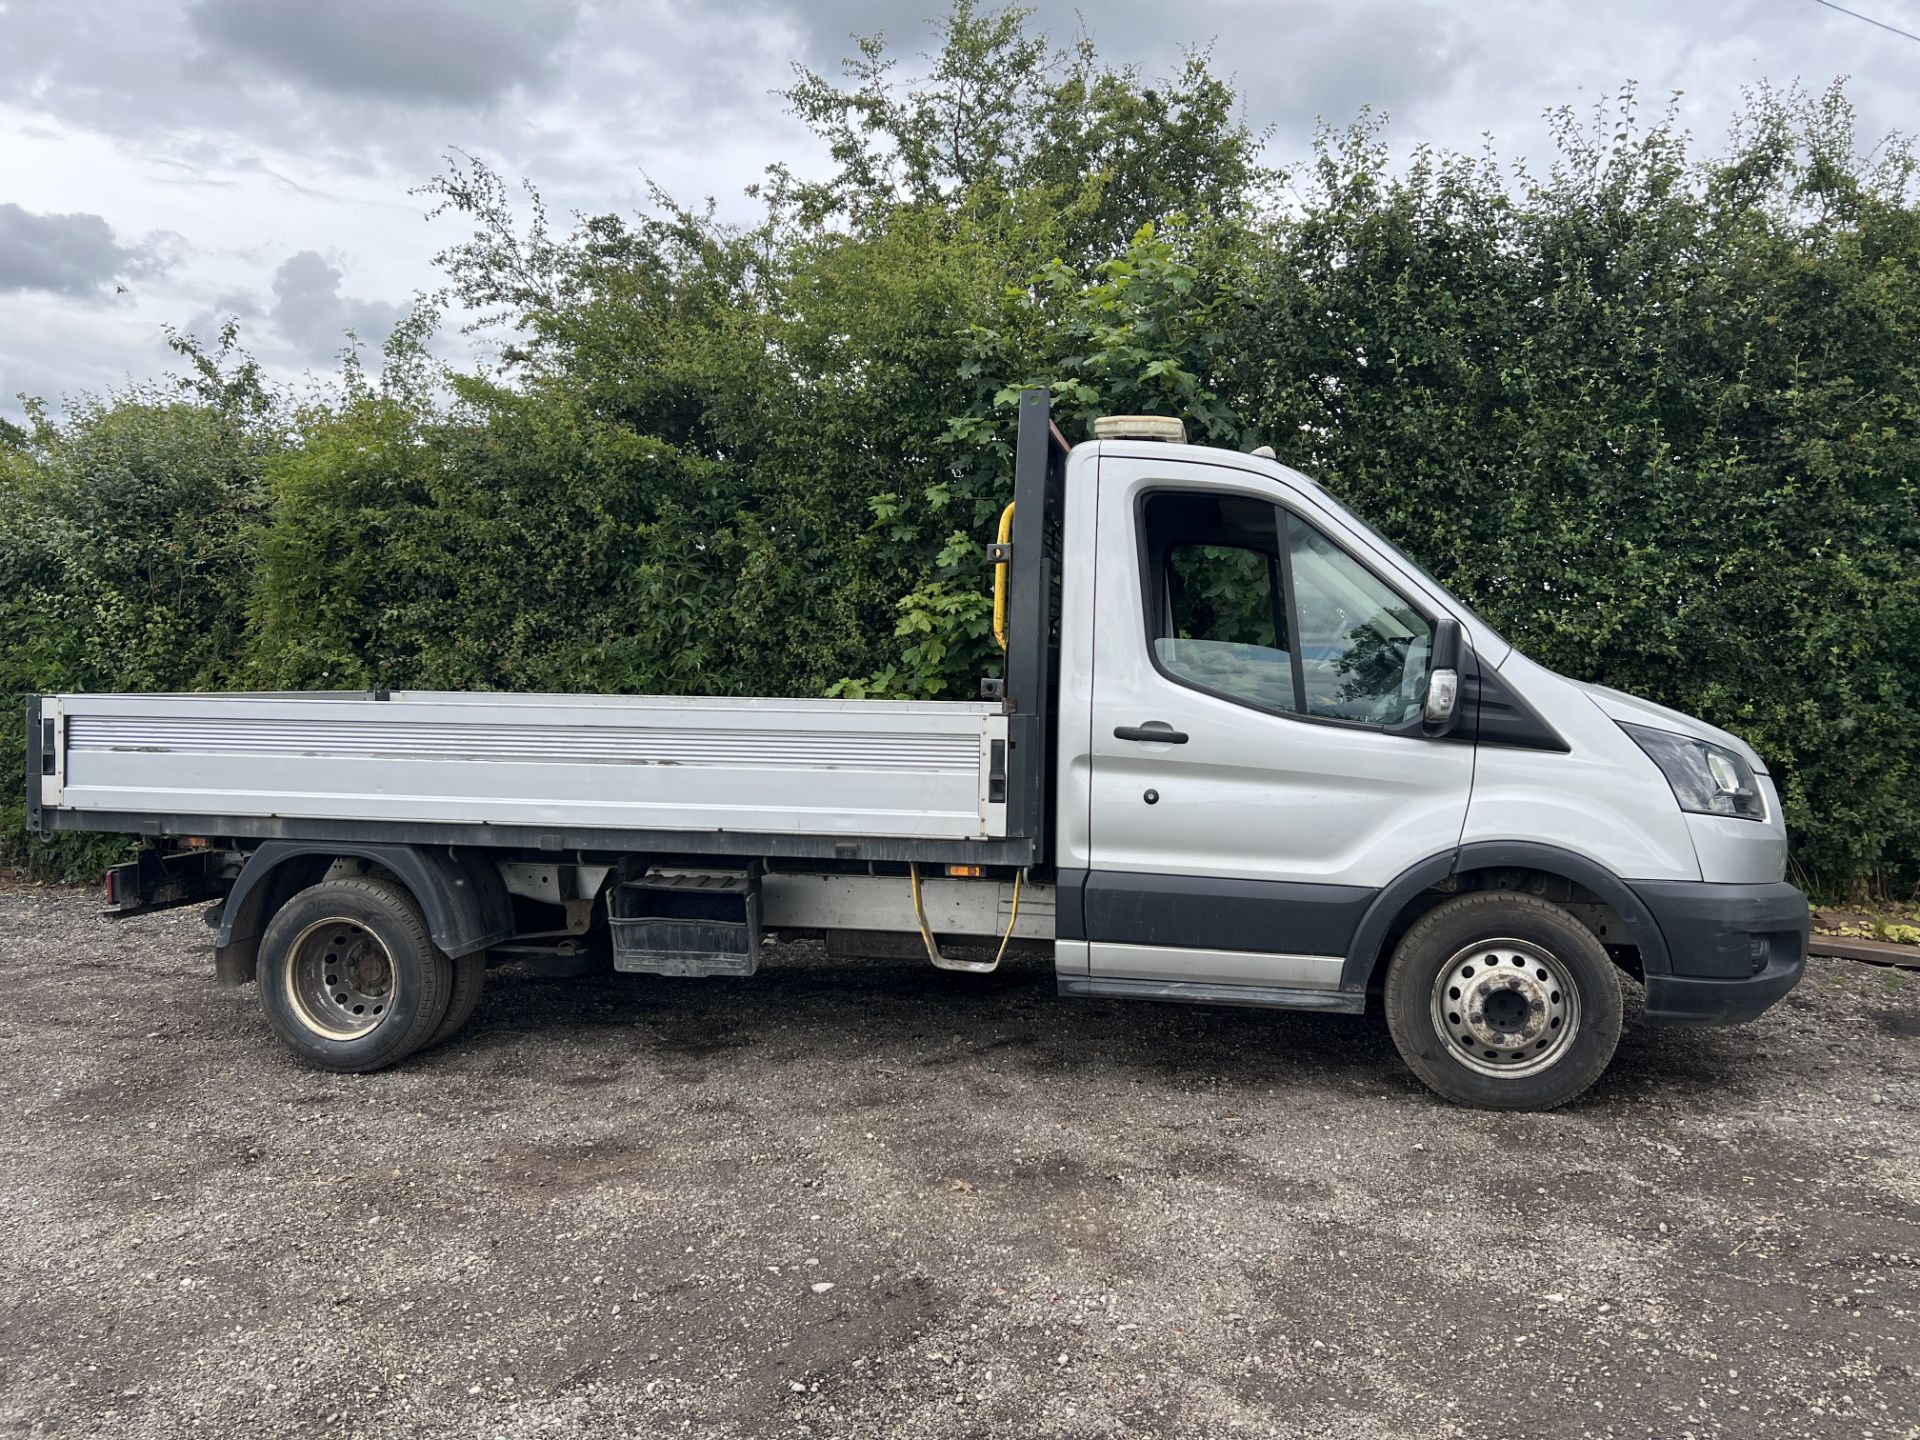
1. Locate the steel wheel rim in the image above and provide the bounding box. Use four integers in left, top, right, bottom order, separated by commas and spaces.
283, 918, 397, 1041
1430, 937, 1580, 1079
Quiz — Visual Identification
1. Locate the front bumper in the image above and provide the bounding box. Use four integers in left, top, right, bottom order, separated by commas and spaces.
1629, 879, 1809, 1026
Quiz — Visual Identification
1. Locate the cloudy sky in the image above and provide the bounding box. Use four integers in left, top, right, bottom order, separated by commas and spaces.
2, 0, 1915, 420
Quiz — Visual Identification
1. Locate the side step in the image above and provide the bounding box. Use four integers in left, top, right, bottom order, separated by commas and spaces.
609, 869, 762, 977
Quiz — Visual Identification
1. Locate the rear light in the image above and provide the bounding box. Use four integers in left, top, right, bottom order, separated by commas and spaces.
103, 861, 140, 910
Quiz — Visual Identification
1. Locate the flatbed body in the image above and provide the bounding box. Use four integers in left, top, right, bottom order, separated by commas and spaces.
38, 691, 1014, 859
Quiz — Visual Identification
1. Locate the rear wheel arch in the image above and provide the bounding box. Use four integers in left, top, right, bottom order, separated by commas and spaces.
213, 852, 332, 986
1342, 841, 1672, 995
216, 841, 512, 983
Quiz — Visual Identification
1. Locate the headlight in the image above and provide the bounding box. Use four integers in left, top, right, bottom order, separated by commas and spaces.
1621, 724, 1766, 822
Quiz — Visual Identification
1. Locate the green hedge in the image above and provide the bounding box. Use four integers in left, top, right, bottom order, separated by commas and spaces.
4, 11, 1915, 895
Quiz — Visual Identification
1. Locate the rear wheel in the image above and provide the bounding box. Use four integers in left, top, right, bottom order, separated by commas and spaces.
427, 949, 487, 1047
257, 877, 452, 1072
1383, 892, 1622, 1110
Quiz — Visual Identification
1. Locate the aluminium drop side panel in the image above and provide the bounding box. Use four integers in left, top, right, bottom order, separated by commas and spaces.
52, 691, 1010, 843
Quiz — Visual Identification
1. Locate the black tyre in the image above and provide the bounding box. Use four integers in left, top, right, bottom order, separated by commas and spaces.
1383, 892, 1623, 1110
257, 877, 453, 1073
427, 949, 487, 1048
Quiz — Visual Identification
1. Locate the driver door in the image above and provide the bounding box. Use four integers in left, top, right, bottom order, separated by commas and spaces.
1081, 457, 1474, 986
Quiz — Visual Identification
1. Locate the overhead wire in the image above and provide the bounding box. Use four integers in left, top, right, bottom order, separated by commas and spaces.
1809, 0, 1920, 45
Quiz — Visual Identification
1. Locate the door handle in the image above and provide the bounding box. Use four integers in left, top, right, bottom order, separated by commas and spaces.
1114, 723, 1189, 744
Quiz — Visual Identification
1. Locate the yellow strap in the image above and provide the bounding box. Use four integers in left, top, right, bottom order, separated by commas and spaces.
909, 861, 938, 959
990, 868, 1023, 968
908, 862, 1024, 974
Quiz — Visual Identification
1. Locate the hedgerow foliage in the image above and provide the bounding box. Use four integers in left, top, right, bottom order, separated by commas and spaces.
4, 4, 1917, 895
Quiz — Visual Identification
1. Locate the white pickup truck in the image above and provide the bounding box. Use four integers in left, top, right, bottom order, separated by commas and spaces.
28, 391, 1807, 1109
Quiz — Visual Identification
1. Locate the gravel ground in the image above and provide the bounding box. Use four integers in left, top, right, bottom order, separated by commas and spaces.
1, 881, 1917, 1440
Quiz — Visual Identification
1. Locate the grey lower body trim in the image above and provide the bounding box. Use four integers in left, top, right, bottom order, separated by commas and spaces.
1082, 869, 1374, 956
1059, 975, 1366, 1013
1054, 938, 1090, 977
1086, 940, 1344, 989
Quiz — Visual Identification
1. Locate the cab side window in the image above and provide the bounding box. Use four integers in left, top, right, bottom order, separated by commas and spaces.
1143, 492, 1296, 713
1141, 489, 1433, 729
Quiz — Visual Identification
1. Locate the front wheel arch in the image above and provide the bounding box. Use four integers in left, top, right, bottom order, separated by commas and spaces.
1341, 841, 1675, 996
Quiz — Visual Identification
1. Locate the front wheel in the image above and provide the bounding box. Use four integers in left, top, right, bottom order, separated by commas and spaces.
257, 877, 452, 1072
1383, 892, 1623, 1110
